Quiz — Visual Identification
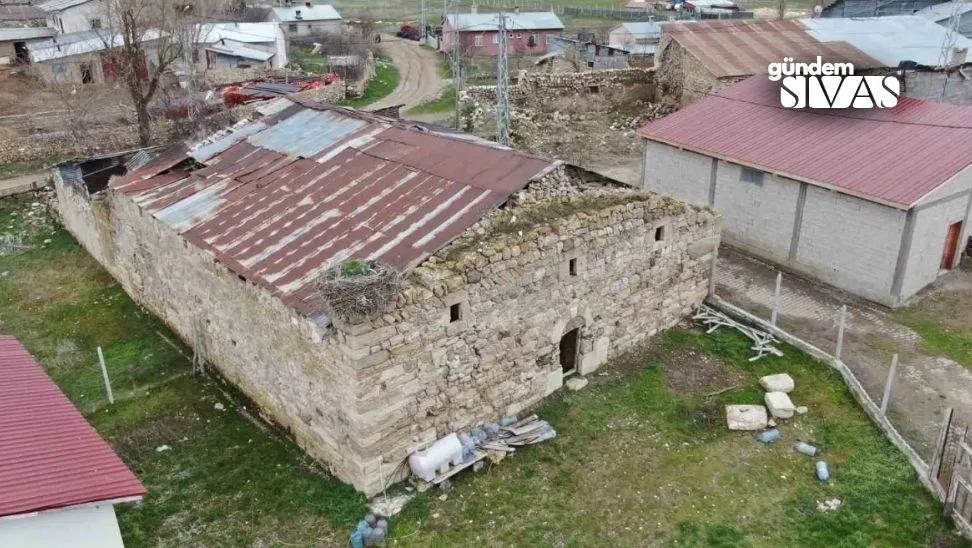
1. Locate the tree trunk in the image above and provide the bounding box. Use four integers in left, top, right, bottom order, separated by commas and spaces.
134, 96, 151, 147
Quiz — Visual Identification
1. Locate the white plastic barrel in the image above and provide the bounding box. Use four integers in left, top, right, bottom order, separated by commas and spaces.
408, 433, 463, 482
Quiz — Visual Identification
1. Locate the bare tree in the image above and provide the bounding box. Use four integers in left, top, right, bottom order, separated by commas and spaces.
98, 0, 195, 146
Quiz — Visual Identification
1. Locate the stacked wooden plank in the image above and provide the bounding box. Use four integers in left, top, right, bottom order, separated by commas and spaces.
693, 305, 783, 361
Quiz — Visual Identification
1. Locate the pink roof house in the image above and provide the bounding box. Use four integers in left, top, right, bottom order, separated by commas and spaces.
441, 11, 564, 56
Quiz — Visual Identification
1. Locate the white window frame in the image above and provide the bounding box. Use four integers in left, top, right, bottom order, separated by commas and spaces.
474, 34, 483, 47
492, 33, 498, 44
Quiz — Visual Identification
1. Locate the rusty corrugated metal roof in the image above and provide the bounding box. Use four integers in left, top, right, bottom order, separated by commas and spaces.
664, 19, 884, 78
0, 336, 146, 517
638, 76, 972, 209
112, 104, 558, 318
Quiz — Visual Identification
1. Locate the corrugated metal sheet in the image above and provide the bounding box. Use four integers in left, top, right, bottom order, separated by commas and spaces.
916, 2, 972, 21
664, 19, 884, 78
0, 4, 47, 21
271, 4, 341, 22
445, 12, 565, 32
821, 0, 943, 18
803, 16, 972, 68
113, 104, 556, 317
0, 336, 146, 517
0, 26, 54, 41
638, 76, 972, 208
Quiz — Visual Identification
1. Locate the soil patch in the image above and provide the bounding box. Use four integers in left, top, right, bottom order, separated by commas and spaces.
659, 345, 742, 395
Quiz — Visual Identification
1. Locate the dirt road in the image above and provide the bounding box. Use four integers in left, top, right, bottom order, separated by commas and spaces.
369, 36, 447, 111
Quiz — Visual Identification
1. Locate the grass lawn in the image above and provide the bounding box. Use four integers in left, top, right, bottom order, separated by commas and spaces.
294, 50, 327, 74
896, 288, 972, 368
340, 57, 400, 109
0, 193, 965, 546
407, 84, 456, 115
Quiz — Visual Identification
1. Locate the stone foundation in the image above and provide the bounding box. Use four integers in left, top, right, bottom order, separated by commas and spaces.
54, 165, 720, 495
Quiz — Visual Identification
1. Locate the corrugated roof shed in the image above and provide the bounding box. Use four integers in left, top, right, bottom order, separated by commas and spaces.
196, 22, 278, 44
915, 1, 972, 21
638, 76, 972, 208
110, 102, 558, 320
821, 0, 944, 18
802, 16, 972, 68
271, 4, 341, 22
663, 19, 884, 78
206, 39, 275, 61
40, 0, 92, 11
0, 335, 146, 517
29, 29, 163, 62
445, 12, 565, 32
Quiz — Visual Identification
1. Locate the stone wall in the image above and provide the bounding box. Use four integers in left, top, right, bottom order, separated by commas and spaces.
331, 175, 721, 493
461, 67, 655, 115
54, 164, 720, 495
654, 37, 743, 107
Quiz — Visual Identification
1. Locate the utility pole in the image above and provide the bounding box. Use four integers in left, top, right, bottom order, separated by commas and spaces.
496, 12, 511, 146
938, 1, 964, 100
421, 0, 427, 42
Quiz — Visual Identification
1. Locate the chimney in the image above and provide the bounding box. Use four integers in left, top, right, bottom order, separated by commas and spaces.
514, 5, 520, 13
305, 2, 311, 7
295, 9, 302, 18
470, 3, 477, 13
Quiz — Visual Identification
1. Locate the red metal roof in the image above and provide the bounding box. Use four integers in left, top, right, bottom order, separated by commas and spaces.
637, 76, 972, 208
663, 19, 883, 78
0, 336, 146, 517
112, 102, 558, 320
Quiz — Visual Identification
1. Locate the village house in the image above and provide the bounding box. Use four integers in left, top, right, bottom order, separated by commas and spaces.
441, 10, 564, 57
916, 2, 972, 38
639, 76, 972, 307
54, 98, 720, 495
608, 21, 663, 63
0, 26, 54, 66
195, 22, 288, 70
0, 336, 146, 548
267, 2, 341, 39
535, 36, 630, 72
0, 3, 48, 27
655, 16, 972, 107
40, 0, 101, 34
820, 0, 944, 17
28, 29, 160, 84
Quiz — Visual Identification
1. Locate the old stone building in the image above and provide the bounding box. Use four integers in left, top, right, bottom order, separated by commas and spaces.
54, 98, 720, 494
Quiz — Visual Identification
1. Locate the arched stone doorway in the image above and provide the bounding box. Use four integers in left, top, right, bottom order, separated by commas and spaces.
559, 316, 586, 376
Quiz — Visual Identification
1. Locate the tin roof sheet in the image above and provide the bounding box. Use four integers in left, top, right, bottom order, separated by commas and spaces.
0, 26, 54, 41
802, 15, 972, 68
206, 39, 275, 61
445, 12, 564, 32
271, 4, 341, 22
664, 19, 884, 78
0, 4, 46, 20
637, 76, 972, 208
0, 336, 146, 517
112, 104, 557, 317
40, 0, 92, 11
196, 22, 278, 44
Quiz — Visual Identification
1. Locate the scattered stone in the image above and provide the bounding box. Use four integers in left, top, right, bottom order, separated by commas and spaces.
178, 469, 194, 480
768, 418, 777, 427
816, 498, 842, 512
759, 373, 795, 393
155, 445, 172, 452
765, 392, 796, 419
565, 377, 589, 391
726, 404, 769, 431
370, 492, 414, 517
214, 402, 225, 411
796, 406, 808, 415
438, 494, 448, 502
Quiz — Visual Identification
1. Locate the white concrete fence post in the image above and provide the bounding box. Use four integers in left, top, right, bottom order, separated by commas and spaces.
880, 353, 899, 416
770, 271, 782, 326
835, 305, 847, 362
97, 346, 114, 405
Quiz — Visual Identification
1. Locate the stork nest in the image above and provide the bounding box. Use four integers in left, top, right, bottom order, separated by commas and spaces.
317, 260, 404, 322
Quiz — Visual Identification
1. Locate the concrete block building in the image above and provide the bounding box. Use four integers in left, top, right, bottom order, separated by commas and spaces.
268, 3, 341, 39
54, 98, 720, 495
639, 76, 972, 307
441, 11, 564, 57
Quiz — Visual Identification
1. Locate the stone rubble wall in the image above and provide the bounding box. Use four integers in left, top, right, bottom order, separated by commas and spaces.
331, 172, 722, 494
654, 37, 732, 107
461, 67, 656, 115
53, 173, 364, 491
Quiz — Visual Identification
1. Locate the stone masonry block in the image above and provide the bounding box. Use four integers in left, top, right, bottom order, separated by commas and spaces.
759, 373, 794, 393
765, 392, 795, 419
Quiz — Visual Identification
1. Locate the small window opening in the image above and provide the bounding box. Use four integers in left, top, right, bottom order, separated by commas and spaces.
654, 226, 665, 242
588, 85, 599, 93
568, 258, 578, 276
450, 303, 462, 322
740, 167, 764, 186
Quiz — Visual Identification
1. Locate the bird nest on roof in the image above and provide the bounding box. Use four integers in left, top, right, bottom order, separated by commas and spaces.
317, 260, 404, 322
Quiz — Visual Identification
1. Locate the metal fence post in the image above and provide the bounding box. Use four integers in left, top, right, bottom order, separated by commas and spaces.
707, 246, 718, 298
770, 271, 782, 326
880, 353, 898, 415
835, 304, 847, 362
97, 346, 114, 405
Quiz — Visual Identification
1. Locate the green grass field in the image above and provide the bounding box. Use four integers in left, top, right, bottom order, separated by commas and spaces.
0, 192, 964, 546
341, 57, 401, 108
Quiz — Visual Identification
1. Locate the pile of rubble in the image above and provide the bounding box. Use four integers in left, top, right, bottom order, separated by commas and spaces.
608, 102, 675, 131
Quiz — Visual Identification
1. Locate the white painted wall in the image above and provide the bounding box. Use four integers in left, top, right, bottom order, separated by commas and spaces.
0, 503, 125, 548
48, 1, 104, 35
642, 140, 711, 206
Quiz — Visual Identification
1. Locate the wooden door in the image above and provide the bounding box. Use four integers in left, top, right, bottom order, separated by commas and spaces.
942, 221, 964, 270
